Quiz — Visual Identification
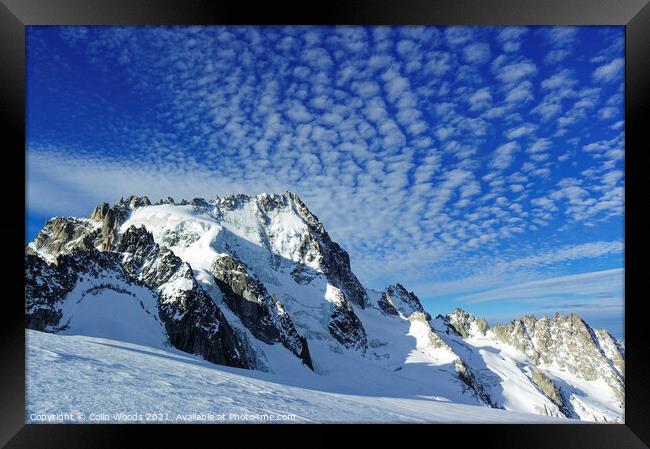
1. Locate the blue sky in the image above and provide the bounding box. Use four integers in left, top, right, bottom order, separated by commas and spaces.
26, 26, 625, 338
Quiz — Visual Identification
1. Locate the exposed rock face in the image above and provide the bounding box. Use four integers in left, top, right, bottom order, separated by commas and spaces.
455, 359, 497, 408
447, 308, 489, 338
377, 294, 399, 316
90, 203, 122, 250
117, 225, 183, 284
211, 254, 313, 369
157, 284, 250, 369
328, 302, 368, 351
229, 191, 368, 308
407, 311, 447, 349
26, 222, 252, 369
25, 253, 74, 329
528, 368, 577, 418
155, 197, 176, 205
491, 313, 624, 403
290, 263, 318, 285
413, 312, 494, 406
90, 196, 151, 251
286, 192, 369, 309
431, 307, 625, 420
162, 228, 200, 248
593, 328, 625, 377
115, 225, 251, 368
379, 284, 429, 319
26, 217, 102, 262
530, 368, 563, 407
206, 192, 371, 353
375, 285, 444, 351
26, 249, 140, 331
205, 192, 369, 311
27, 196, 153, 262
375, 286, 494, 407
25, 192, 625, 423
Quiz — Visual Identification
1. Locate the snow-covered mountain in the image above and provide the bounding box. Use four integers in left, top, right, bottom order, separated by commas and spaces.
25, 192, 624, 422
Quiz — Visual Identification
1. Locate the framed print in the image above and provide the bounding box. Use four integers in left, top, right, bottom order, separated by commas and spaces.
1, 0, 649, 447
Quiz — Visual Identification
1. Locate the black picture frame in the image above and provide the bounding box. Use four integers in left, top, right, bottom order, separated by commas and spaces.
2, 1, 648, 447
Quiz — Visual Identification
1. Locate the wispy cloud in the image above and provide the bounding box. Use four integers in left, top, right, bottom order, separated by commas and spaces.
458, 268, 623, 305
405, 240, 623, 299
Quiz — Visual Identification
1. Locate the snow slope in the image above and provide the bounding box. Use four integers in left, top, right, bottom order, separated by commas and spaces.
432, 314, 624, 422
55, 273, 166, 349
119, 200, 482, 405
25, 193, 624, 423
26, 330, 566, 424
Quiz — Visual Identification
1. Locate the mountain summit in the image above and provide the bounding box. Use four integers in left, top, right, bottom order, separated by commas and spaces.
25, 192, 624, 422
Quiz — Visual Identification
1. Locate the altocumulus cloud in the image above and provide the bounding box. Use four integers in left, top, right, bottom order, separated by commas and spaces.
27, 26, 624, 326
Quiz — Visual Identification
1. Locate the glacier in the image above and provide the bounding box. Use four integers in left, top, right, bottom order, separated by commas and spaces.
25, 192, 625, 423
26, 330, 566, 424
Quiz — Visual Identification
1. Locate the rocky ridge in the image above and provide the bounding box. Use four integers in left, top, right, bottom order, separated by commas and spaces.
25, 192, 624, 422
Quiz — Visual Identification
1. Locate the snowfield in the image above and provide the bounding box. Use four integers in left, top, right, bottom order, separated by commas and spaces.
25, 193, 624, 424
26, 330, 567, 424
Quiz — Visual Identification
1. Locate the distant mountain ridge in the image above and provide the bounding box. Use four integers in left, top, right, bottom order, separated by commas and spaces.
25, 192, 625, 422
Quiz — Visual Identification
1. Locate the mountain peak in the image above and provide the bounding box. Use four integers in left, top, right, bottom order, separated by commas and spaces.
25, 192, 624, 423
117, 195, 152, 209
446, 308, 489, 337
378, 283, 427, 319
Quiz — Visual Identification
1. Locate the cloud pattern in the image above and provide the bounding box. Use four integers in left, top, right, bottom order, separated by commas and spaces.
26, 26, 625, 332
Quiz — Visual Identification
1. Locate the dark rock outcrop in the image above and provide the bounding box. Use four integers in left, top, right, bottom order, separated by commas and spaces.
27, 223, 254, 370
116, 225, 252, 368
25, 254, 71, 329
26, 217, 102, 261
446, 308, 489, 338
286, 192, 369, 309
492, 313, 624, 404
90, 202, 125, 251
328, 303, 368, 351
379, 284, 429, 319
25, 249, 138, 330
90, 195, 151, 251
211, 254, 313, 369
455, 359, 497, 408
27, 196, 153, 262
237, 191, 369, 309
290, 263, 318, 285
